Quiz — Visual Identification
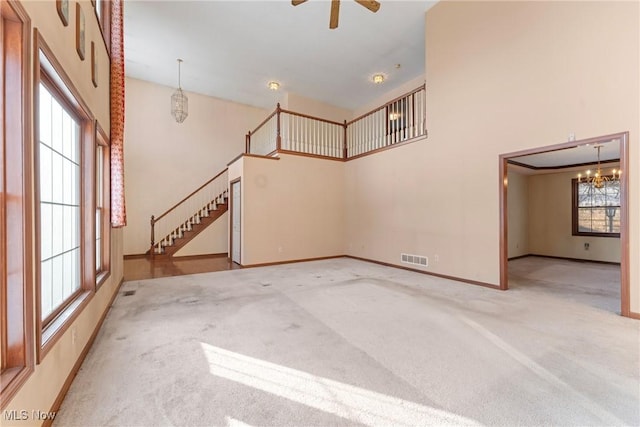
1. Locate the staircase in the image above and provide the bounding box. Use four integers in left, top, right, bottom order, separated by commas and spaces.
149, 168, 229, 257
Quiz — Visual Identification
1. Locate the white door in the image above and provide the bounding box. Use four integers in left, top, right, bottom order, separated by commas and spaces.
231, 180, 241, 264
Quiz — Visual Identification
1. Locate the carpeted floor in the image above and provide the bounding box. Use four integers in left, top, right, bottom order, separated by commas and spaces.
54, 258, 639, 426
508, 256, 622, 314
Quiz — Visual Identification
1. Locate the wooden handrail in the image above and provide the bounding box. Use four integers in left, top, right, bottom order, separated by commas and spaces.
153, 167, 229, 223
280, 108, 346, 127
347, 84, 426, 125
246, 84, 427, 159
250, 109, 277, 135
250, 85, 425, 135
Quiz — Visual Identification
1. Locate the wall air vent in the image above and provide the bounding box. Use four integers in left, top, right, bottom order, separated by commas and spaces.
401, 253, 428, 267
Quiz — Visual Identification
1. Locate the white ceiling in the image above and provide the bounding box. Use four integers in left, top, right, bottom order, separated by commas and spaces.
508, 138, 621, 174
124, 0, 436, 111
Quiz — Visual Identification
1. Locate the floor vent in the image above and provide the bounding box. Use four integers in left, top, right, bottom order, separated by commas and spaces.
401, 253, 428, 267
123, 290, 136, 296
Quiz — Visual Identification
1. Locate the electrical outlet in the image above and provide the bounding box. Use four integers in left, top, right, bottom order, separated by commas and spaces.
569, 133, 576, 141
584, 242, 590, 250
278, 246, 283, 253
71, 327, 77, 345
434, 254, 439, 263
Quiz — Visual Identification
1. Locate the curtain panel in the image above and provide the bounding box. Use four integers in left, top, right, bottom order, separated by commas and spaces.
110, 0, 126, 227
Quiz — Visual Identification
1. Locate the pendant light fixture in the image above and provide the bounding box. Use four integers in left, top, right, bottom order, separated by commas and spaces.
577, 144, 621, 188
171, 59, 188, 123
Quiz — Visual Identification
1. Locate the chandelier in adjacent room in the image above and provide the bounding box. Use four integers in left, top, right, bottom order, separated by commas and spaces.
577, 144, 621, 188
171, 59, 188, 123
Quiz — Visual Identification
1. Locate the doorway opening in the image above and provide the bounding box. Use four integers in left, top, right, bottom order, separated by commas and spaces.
230, 178, 242, 265
499, 132, 630, 316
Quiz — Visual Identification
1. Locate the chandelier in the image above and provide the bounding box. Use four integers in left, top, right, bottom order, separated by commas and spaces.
171, 59, 188, 123
577, 144, 621, 188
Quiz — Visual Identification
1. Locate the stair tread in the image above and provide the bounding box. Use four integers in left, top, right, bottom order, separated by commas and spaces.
152, 201, 228, 256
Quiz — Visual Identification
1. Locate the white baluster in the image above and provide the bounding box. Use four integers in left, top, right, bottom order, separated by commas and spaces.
298, 117, 302, 152
324, 122, 328, 156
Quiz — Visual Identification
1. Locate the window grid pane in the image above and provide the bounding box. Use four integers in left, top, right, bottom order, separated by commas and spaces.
96, 144, 104, 273
576, 179, 620, 235
96, 208, 102, 272
38, 83, 81, 321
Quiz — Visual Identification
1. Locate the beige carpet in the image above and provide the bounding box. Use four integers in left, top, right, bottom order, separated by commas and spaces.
54, 258, 639, 426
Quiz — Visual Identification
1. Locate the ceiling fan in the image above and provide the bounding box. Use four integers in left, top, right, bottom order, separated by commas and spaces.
292, 0, 381, 29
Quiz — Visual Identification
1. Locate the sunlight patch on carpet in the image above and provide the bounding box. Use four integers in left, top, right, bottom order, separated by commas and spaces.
201, 342, 480, 426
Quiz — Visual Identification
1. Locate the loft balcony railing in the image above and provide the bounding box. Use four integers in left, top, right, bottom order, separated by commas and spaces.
246, 84, 426, 160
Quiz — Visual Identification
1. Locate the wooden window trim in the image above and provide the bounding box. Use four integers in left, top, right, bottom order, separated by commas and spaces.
34, 30, 97, 363
95, 122, 111, 289
571, 177, 621, 238
0, 0, 34, 409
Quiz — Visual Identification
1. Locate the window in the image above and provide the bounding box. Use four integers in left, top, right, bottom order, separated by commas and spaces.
572, 178, 621, 237
95, 124, 111, 284
38, 82, 82, 322
1, 0, 34, 408
96, 142, 103, 271
35, 32, 96, 360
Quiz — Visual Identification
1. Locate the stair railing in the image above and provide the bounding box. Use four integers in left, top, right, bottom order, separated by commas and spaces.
347, 84, 426, 158
247, 106, 279, 156
245, 85, 426, 160
280, 109, 345, 159
150, 168, 229, 255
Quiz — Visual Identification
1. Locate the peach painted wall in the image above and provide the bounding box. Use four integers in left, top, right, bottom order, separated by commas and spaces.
507, 168, 529, 258
4, 1, 124, 422
345, 1, 639, 312
123, 77, 267, 255
528, 169, 621, 263
238, 154, 345, 265
173, 213, 228, 257
284, 92, 352, 123
25, 0, 111, 132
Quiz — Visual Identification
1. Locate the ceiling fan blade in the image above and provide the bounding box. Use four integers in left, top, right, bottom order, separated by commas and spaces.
330, 0, 340, 29
354, 0, 380, 13
291, 0, 308, 6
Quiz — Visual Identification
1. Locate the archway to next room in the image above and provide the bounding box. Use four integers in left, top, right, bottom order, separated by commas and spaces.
499, 132, 630, 317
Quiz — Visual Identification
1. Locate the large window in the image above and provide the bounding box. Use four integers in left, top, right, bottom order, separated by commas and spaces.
1, 0, 34, 408
38, 82, 82, 322
573, 178, 621, 237
35, 32, 97, 360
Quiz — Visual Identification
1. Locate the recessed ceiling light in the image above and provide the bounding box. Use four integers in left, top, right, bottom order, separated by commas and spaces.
268, 81, 280, 91
372, 73, 385, 84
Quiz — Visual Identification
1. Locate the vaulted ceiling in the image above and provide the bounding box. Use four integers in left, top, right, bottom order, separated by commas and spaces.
124, 0, 436, 110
